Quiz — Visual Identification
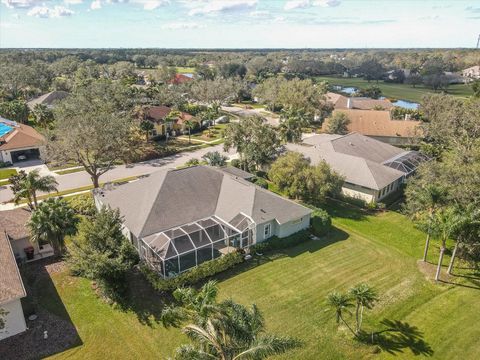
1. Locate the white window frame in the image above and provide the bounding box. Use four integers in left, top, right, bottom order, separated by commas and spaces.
264, 223, 271, 238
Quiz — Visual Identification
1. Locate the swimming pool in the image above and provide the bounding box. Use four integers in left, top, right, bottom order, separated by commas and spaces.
0, 123, 13, 137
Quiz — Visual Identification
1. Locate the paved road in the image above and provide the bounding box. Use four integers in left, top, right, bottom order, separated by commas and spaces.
0, 144, 231, 204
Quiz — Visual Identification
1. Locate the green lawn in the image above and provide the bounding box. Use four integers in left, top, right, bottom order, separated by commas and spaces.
174, 66, 196, 73
187, 124, 228, 142
0, 167, 17, 180
40, 201, 479, 359
315, 76, 474, 103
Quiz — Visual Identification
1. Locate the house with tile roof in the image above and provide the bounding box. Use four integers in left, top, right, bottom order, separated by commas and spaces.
0, 117, 45, 164
145, 105, 199, 137
323, 109, 421, 146
326, 92, 394, 111
0, 230, 27, 340
94, 166, 312, 277
287, 133, 428, 203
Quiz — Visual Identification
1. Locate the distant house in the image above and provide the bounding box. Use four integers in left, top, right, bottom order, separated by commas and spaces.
461, 65, 480, 81
287, 133, 428, 203
27, 91, 69, 110
94, 166, 312, 278
0, 208, 54, 262
0, 222, 27, 340
0, 117, 45, 164
323, 109, 421, 146
169, 74, 193, 85
145, 106, 199, 137
326, 92, 394, 110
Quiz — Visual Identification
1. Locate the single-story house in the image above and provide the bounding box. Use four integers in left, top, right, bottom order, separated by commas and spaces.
322, 109, 421, 146
145, 106, 199, 137
287, 133, 428, 203
461, 65, 480, 81
94, 166, 312, 278
0, 117, 45, 164
0, 230, 27, 340
326, 92, 394, 111
27, 91, 69, 110
0, 208, 54, 262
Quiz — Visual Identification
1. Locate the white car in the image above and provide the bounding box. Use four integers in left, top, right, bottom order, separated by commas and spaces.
17, 155, 27, 161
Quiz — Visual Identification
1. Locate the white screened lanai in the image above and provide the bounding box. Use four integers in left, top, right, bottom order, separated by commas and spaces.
139, 215, 254, 278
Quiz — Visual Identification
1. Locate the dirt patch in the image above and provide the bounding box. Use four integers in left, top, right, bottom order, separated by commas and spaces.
0, 307, 81, 360
417, 260, 451, 283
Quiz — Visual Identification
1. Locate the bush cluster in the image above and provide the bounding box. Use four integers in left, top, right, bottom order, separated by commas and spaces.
141, 251, 244, 292
250, 230, 310, 254
311, 209, 332, 236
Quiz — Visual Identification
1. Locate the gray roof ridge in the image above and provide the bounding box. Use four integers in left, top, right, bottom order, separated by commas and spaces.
364, 158, 405, 190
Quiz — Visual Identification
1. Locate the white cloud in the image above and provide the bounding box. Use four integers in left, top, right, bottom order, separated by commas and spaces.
27, 5, 74, 18
1, 0, 39, 8
188, 0, 257, 16
249, 10, 269, 17
313, 0, 341, 7
131, 0, 169, 10
161, 21, 204, 30
284, 0, 309, 11
90, 0, 101, 9
64, 0, 83, 4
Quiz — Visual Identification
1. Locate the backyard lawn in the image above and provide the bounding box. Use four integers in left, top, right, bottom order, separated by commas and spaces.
0, 167, 17, 180
315, 76, 474, 103
38, 201, 479, 359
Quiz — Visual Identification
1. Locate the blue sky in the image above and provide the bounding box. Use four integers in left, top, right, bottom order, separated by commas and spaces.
1, 0, 479, 48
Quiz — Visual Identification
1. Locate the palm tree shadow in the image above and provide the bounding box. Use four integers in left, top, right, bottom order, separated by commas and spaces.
360, 319, 434, 357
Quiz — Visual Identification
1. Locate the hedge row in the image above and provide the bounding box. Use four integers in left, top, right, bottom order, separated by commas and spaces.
249, 230, 310, 254
311, 209, 332, 236
140, 251, 244, 292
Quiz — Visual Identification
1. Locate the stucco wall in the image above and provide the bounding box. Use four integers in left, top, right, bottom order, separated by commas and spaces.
0, 299, 27, 340
10, 238, 39, 260
277, 215, 311, 238
341, 183, 377, 203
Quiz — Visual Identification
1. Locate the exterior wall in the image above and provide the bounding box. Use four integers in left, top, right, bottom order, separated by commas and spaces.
0, 299, 27, 340
10, 237, 40, 260
254, 220, 278, 243
277, 214, 311, 238
377, 178, 402, 201
0, 150, 11, 163
341, 183, 377, 203
0, 146, 45, 164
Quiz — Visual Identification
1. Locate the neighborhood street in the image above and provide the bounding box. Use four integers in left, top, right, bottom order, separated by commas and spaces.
0, 144, 232, 205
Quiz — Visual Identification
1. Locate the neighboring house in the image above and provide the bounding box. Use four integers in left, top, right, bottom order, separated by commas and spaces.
145, 106, 198, 136
461, 66, 480, 81
287, 133, 428, 203
0, 208, 54, 262
27, 91, 69, 110
0, 117, 45, 164
94, 166, 312, 278
323, 109, 421, 146
169, 74, 193, 85
0, 231, 27, 341
326, 92, 394, 110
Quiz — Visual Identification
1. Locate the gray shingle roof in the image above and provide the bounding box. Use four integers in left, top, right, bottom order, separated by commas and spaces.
288, 133, 408, 190
27, 91, 69, 109
97, 166, 311, 238
0, 233, 26, 304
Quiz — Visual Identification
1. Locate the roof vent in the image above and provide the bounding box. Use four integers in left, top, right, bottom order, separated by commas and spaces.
349, 142, 354, 146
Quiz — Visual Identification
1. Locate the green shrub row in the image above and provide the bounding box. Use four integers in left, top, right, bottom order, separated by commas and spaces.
250, 230, 310, 254
140, 251, 244, 292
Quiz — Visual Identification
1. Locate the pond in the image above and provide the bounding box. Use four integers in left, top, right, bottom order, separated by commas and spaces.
332, 85, 358, 94
391, 99, 419, 110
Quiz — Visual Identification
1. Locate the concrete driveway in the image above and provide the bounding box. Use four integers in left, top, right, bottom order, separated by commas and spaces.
222, 106, 280, 127
0, 144, 232, 204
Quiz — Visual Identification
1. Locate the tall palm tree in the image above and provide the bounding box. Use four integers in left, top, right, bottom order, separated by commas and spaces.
165, 110, 181, 142
349, 284, 378, 334
183, 119, 195, 144
417, 184, 448, 262
326, 291, 356, 337
11, 169, 58, 209
432, 207, 459, 282
27, 197, 79, 257
32, 103, 54, 128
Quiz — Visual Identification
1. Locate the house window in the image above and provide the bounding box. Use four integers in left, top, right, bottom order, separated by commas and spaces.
264, 223, 271, 238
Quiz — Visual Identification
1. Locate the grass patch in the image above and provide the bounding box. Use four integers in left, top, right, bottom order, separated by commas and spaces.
187, 124, 228, 142
232, 101, 265, 109
0, 168, 17, 180
315, 75, 473, 103
174, 66, 196, 73
31, 199, 480, 359
55, 167, 84, 175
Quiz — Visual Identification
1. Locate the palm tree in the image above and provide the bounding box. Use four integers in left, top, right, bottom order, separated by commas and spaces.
183, 119, 195, 143
432, 207, 459, 282
202, 151, 228, 167
139, 120, 154, 141
326, 291, 356, 337
32, 103, 54, 128
27, 197, 79, 257
10, 169, 58, 209
417, 184, 448, 262
165, 110, 181, 142
349, 284, 378, 334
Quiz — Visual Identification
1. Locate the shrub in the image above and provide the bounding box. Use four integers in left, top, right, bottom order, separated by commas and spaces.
0, 161, 12, 168
250, 230, 310, 254
251, 177, 268, 189
185, 158, 200, 167
230, 159, 241, 168
311, 209, 332, 236
141, 251, 244, 292
68, 193, 97, 217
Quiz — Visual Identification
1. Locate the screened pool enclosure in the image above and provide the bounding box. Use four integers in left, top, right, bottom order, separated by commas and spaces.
139, 215, 254, 278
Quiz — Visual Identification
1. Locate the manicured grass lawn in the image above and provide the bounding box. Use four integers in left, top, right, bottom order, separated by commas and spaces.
187, 124, 228, 142
41, 201, 480, 359
55, 167, 84, 175
174, 66, 196, 73
0, 167, 17, 180
315, 76, 474, 103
